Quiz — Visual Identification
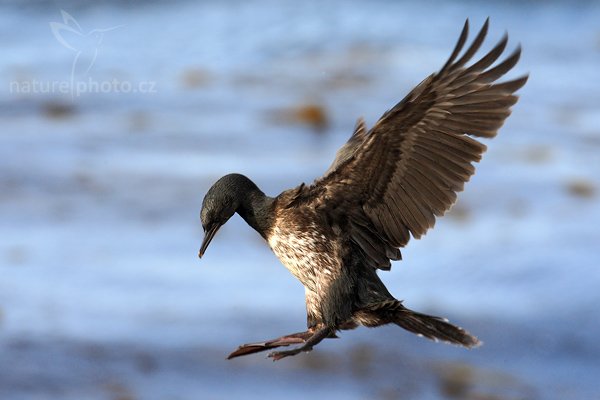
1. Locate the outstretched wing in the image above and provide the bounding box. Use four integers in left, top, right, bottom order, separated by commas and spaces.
307, 19, 528, 271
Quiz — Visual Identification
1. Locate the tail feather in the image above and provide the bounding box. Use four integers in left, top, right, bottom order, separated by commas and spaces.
395, 306, 481, 348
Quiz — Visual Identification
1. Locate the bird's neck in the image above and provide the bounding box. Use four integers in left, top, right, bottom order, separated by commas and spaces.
236, 185, 275, 239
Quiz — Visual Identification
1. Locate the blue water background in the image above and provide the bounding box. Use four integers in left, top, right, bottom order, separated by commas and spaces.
1, 1, 599, 399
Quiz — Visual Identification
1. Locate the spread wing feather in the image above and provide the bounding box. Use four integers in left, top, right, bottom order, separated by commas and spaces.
301, 19, 527, 271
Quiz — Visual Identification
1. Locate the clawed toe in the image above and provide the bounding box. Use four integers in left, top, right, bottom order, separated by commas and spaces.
228, 327, 332, 361
268, 344, 316, 361
268, 347, 304, 361
227, 343, 268, 359
227, 331, 313, 359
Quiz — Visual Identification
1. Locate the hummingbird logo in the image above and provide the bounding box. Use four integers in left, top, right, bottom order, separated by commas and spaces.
50, 10, 123, 78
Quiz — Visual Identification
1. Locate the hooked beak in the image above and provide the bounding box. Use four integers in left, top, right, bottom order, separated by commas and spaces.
198, 223, 221, 258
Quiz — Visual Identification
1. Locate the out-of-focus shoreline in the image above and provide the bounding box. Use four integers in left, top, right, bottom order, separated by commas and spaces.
2, 312, 598, 400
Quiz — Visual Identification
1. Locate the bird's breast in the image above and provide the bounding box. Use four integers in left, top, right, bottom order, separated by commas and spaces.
267, 221, 342, 292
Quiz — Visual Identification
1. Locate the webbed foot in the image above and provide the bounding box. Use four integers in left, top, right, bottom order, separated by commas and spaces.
267, 326, 333, 362
227, 331, 312, 359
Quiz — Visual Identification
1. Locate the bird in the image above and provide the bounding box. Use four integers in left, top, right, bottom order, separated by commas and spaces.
198, 19, 527, 361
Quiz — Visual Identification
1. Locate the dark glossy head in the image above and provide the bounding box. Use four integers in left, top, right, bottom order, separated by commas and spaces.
198, 173, 259, 258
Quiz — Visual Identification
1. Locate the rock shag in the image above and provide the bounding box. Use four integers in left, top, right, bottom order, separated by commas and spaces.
198, 19, 527, 360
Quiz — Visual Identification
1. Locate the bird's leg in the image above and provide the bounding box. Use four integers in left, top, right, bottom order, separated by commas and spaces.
227, 330, 314, 359
268, 326, 333, 361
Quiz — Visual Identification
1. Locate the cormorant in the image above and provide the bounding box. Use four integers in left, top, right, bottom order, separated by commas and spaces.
198, 19, 527, 360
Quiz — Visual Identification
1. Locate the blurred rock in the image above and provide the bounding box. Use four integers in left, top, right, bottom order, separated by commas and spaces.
565, 179, 596, 199
438, 362, 474, 398
73, 172, 107, 195
349, 343, 375, 378
269, 103, 329, 132
435, 362, 536, 400
128, 111, 150, 132
134, 351, 158, 375
296, 350, 339, 371
523, 146, 553, 164
42, 101, 76, 119
181, 68, 213, 89
102, 382, 136, 400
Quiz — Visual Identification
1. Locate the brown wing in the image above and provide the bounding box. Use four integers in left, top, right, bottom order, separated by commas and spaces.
322, 118, 368, 176
306, 19, 528, 271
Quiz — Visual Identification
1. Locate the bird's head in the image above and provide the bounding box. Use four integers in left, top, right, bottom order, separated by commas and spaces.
198, 174, 253, 258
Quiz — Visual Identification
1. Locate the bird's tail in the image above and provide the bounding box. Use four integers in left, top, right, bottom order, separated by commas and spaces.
393, 303, 480, 348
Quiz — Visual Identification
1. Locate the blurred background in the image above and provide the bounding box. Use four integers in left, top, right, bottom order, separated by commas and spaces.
1, 0, 599, 399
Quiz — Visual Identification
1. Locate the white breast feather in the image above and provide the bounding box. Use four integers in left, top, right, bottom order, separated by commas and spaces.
268, 223, 339, 292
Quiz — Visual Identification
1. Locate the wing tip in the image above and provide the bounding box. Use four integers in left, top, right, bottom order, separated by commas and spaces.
445, 18, 492, 73
501, 74, 529, 92
441, 19, 471, 72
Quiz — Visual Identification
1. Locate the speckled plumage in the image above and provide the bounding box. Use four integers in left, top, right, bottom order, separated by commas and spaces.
267, 188, 404, 330
198, 19, 527, 360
